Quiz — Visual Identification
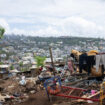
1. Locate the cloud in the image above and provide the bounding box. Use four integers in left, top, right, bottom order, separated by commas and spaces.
0, 0, 105, 37
0, 18, 10, 34
0, 17, 105, 37
60, 17, 105, 37
34, 26, 61, 36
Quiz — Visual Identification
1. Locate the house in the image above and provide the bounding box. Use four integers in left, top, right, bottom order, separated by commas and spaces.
0, 65, 9, 79
9, 69, 20, 76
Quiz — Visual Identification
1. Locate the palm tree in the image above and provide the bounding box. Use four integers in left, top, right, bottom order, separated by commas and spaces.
0, 26, 5, 39
0, 26, 5, 62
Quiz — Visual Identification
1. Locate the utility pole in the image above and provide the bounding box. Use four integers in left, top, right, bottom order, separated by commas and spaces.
49, 47, 55, 76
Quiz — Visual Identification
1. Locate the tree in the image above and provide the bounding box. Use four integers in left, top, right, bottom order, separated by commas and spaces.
19, 61, 23, 67
10, 64, 14, 70
0, 26, 5, 39
0, 26, 5, 62
19, 61, 23, 71
0, 62, 3, 65
34, 56, 46, 68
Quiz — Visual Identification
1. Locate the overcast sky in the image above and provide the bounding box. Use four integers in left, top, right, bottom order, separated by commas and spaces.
0, 0, 105, 37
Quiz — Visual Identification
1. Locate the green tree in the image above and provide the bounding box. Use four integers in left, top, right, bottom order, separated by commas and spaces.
0, 26, 5, 39
10, 65, 14, 70
34, 56, 46, 68
19, 61, 23, 71
0, 62, 3, 65
0, 26, 5, 62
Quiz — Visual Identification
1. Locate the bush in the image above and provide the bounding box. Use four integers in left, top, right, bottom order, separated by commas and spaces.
0, 26, 5, 39
34, 56, 46, 68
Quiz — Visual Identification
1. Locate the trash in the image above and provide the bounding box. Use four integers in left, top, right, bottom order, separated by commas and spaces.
19, 76, 26, 86
25, 80, 35, 89
30, 90, 35, 94
0, 59, 102, 105
13, 93, 21, 97
91, 90, 96, 95
87, 100, 93, 103
8, 85, 14, 88
0, 94, 5, 102
19, 79, 26, 86
64, 79, 69, 83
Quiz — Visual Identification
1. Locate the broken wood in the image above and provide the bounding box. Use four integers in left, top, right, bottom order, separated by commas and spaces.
77, 91, 100, 102
67, 77, 88, 86
71, 73, 87, 76
0, 93, 5, 102
49, 47, 55, 76
87, 91, 100, 98
68, 89, 74, 95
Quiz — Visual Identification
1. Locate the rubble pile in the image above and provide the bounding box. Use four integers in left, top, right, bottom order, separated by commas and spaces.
0, 75, 44, 105
0, 57, 105, 105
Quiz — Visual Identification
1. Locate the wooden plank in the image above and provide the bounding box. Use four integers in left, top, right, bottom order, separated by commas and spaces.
87, 91, 100, 98
67, 77, 88, 86
68, 89, 74, 95
77, 91, 100, 102
49, 47, 55, 76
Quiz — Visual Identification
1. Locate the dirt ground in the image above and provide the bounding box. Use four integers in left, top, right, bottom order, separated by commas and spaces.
15, 90, 99, 105
0, 76, 102, 105
16, 90, 52, 105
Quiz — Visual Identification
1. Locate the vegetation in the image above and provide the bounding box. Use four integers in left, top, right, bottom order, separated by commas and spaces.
34, 56, 46, 68
19, 61, 23, 67
21, 68, 26, 72
0, 26, 5, 39
0, 26, 5, 62
10, 65, 14, 70
0, 62, 3, 65
1, 35, 103, 50
19, 61, 23, 71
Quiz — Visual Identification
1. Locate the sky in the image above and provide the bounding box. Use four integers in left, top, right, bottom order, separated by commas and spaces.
0, 0, 105, 37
